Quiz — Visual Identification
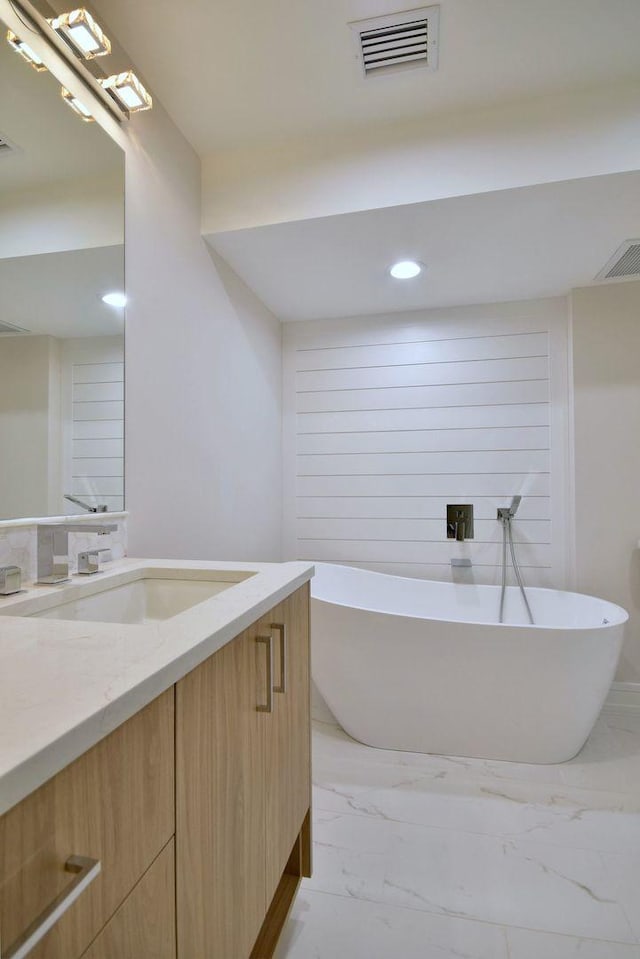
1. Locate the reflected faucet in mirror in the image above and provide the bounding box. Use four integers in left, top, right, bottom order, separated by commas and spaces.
64, 494, 108, 514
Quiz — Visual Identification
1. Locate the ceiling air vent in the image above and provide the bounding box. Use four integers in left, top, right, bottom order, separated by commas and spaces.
595, 240, 640, 282
0, 321, 30, 335
350, 6, 439, 78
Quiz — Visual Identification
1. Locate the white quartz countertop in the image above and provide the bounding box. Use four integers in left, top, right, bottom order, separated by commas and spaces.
0, 558, 314, 816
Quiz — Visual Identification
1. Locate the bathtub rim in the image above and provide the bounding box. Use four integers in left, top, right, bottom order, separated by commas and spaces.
310, 562, 629, 632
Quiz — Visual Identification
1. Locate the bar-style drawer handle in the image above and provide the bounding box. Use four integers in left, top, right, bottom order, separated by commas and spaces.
4, 855, 101, 959
271, 623, 287, 694
256, 635, 273, 713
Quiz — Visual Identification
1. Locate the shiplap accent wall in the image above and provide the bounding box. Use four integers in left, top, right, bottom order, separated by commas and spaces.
62, 336, 125, 513
283, 299, 570, 587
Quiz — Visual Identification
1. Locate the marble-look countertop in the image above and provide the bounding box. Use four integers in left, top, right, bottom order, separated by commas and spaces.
0, 558, 314, 816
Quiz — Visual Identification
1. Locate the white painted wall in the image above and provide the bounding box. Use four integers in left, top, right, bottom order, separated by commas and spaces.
284, 298, 569, 587
202, 85, 640, 233
0, 1, 284, 562
0, 173, 123, 259
121, 92, 283, 560
571, 280, 640, 682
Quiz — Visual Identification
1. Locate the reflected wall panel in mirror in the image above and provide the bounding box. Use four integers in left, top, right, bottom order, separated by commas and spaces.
0, 13, 124, 519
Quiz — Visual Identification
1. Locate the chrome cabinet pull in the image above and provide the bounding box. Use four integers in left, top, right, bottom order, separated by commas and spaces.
256, 635, 273, 713
271, 623, 287, 694
4, 855, 101, 959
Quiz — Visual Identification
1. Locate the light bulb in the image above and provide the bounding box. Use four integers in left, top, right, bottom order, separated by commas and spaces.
101, 292, 127, 308
389, 260, 423, 279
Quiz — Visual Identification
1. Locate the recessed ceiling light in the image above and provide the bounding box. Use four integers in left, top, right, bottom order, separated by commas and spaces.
389, 260, 423, 279
101, 291, 127, 308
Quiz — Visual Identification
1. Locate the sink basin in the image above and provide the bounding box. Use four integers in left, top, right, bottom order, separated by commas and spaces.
7, 569, 256, 625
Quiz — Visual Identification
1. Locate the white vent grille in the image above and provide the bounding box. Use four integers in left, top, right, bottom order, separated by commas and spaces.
595, 240, 640, 281
350, 6, 439, 77
0, 320, 30, 334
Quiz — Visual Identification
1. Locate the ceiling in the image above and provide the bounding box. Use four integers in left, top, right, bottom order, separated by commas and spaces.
0, 245, 125, 337
207, 172, 640, 320
92, 0, 640, 153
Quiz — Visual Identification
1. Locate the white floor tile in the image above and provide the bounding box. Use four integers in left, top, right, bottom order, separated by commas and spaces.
316, 776, 640, 854
560, 708, 640, 794
282, 711, 640, 955
383, 822, 637, 942
274, 889, 509, 959
505, 926, 640, 958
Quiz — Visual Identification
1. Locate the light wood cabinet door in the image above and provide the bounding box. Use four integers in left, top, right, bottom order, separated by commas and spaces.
176, 625, 267, 959
262, 584, 311, 899
81, 840, 175, 959
0, 689, 175, 959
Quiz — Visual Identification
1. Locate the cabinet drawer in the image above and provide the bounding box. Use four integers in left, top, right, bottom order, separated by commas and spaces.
0, 688, 174, 959
80, 840, 175, 959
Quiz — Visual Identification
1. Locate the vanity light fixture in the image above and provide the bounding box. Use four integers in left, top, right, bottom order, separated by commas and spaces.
6, 1, 153, 123
100, 71, 152, 113
389, 260, 423, 279
60, 86, 94, 121
49, 8, 111, 59
6, 30, 48, 71
101, 291, 127, 308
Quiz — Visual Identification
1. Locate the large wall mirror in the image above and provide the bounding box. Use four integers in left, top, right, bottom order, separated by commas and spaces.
0, 14, 124, 519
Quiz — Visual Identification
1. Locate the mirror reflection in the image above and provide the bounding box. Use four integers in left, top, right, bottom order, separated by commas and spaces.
0, 18, 125, 519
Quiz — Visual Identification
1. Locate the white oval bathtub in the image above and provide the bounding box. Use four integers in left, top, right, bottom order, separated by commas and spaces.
311, 563, 628, 763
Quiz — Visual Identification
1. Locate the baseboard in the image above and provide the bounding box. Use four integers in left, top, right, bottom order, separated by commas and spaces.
606, 682, 640, 708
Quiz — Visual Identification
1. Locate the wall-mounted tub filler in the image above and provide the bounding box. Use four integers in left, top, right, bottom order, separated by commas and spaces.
447, 504, 474, 541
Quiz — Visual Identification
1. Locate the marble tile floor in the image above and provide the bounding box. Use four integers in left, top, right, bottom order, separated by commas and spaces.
275, 706, 640, 958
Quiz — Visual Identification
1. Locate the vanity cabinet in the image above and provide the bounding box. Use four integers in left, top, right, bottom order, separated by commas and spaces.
0, 581, 311, 959
259, 588, 312, 899
176, 620, 268, 957
80, 840, 176, 959
176, 583, 311, 959
0, 689, 174, 959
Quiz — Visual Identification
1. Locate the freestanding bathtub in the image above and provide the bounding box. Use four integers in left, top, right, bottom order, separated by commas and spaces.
311, 563, 628, 763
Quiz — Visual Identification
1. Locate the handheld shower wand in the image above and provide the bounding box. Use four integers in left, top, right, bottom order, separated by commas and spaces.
498, 497, 533, 625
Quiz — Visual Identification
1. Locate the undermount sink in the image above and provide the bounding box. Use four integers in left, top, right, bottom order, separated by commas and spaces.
7, 569, 256, 625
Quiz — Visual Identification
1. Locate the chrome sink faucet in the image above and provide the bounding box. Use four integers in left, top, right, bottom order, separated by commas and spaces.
36, 523, 117, 585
